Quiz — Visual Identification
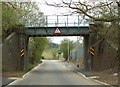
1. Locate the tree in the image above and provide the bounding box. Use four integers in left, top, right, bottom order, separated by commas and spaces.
60, 39, 75, 61
46, 0, 118, 52
28, 37, 49, 64
50, 48, 58, 59
2, 2, 22, 37
2, 2, 45, 39
46, 0, 118, 22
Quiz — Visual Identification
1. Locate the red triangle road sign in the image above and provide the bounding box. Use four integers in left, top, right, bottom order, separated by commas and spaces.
54, 28, 61, 34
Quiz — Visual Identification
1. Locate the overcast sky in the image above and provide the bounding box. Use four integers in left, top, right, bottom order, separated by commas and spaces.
34, 0, 74, 15
33, 0, 83, 44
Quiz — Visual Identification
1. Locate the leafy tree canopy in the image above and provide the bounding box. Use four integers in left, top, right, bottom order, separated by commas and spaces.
60, 38, 75, 61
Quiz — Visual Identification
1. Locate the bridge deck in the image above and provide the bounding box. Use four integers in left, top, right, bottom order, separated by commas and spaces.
25, 26, 89, 37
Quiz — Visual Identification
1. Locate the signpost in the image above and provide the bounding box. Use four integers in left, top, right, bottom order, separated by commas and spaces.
58, 50, 62, 60
58, 50, 61, 54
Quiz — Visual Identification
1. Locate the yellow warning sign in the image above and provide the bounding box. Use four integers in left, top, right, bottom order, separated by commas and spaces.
90, 47, 94, 56
20, 49, 24, 57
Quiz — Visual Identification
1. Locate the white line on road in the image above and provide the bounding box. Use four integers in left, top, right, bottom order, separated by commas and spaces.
65, 63, 111, 86
88, 76, 100, 79
71, 69, 87, 78
23, 63, 43, 78
93, 79, 111, 86
7, 63, 43, 86
76, 71, 110, 85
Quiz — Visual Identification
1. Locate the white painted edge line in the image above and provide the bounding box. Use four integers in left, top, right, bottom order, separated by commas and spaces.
7, 78, 21, 86
88, 76, 100, 79
71, 68, 87, 78
74, 70, 111, 85
22, 63, 43, 78
65, 63, 111, 86
93, 79, 110, 86
65, 64, 86, 78
7, 63, 43, 86
66, 65, 87, 79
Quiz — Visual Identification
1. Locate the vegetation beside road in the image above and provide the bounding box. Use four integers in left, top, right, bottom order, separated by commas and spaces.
28, 37, 49, 67
60, 39, 75, 61
2, 2, 44, 40
2, 2, 47, 72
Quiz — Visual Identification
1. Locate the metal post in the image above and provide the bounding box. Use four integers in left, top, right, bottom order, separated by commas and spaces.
68, 40, 70, 62
78, 15, 80, 26
46, 16, 48, 27
65, 22, 66, 26
67, 16, 68, 27
57, 15, 58, 26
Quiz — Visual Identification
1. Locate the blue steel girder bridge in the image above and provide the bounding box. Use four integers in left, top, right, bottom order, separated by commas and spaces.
18, 15, 95, 70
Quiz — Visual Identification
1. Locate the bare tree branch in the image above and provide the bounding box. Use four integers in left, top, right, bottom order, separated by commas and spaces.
46, 0, 118, 22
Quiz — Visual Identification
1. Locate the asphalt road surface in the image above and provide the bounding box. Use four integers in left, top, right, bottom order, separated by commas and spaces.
7, 60, 104, 85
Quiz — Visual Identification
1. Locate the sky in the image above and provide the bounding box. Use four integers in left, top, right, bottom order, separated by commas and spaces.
33, 0, 83, 44
34, 0, 73, 15
47, 36, 79, 44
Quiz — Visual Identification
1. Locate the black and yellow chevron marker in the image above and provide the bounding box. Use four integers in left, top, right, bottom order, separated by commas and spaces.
90, 47, 94, 56
20, 49, 24, 57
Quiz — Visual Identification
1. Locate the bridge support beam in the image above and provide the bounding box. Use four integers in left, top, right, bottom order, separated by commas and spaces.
83, 24, 97, 71
23, 35, 29, 71
89, 32, 95, 70
18, 33, 29, 71
89, 24, 97, 70
83, 35, 90, 70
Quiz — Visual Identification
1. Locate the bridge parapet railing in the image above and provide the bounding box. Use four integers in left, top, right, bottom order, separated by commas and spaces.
24, 15, 91, 27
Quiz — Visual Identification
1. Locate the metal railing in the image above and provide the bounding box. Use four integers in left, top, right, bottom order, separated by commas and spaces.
24, 15, 91, 27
